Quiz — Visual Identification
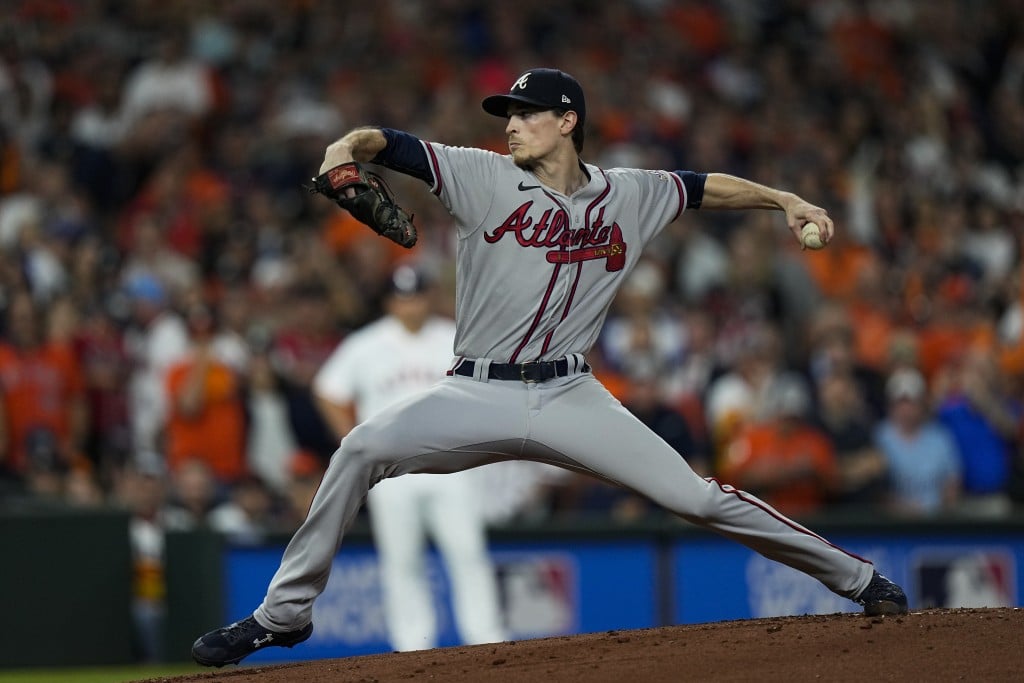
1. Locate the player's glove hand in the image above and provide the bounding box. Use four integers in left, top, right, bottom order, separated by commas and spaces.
306, 162, 417, 248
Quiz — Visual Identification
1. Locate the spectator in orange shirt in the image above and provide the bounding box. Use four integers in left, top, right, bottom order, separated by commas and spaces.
164, 303, 246, 484
720, 373, 839, 518
0, 290, 87, 479
914, 273, 996, 380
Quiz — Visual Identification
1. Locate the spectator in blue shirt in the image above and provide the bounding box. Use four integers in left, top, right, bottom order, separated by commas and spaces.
933, 349, 1020, 517
875, 368, 962, 516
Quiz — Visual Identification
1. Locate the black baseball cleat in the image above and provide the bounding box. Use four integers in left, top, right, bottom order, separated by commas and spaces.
854, 570, 908, 616
192, 615, 313, 667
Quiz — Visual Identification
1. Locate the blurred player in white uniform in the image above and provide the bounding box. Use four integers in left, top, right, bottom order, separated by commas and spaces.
313, 265, 506, 652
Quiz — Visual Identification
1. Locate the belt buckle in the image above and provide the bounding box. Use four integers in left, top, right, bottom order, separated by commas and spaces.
519, 361, 542, 383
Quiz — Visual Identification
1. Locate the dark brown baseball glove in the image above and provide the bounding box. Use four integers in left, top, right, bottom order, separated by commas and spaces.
306, 162, 417, 248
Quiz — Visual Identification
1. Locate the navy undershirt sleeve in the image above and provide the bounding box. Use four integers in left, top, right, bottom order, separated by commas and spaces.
370, 128, 434, 185
674, 171, 707, 209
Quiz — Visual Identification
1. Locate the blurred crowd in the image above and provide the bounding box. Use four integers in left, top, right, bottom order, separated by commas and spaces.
3, 0, 1024, 541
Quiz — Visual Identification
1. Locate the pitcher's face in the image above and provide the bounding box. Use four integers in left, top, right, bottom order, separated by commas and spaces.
506, 106, 564, 168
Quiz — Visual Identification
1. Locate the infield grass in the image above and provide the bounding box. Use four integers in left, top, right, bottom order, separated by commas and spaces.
0, 663, 203, 683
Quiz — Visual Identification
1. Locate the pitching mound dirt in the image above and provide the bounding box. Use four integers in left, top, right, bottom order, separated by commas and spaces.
141, 607, 1022, 683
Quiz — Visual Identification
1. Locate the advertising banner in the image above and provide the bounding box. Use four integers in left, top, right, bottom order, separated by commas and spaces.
673, 533, 1023, 623
227, 539, 657, 663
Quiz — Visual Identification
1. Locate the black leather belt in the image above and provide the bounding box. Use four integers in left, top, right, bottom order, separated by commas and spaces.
451, 358, 590, 383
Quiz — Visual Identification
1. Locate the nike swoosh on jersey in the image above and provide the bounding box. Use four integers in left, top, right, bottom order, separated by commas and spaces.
518, 181, 541, 191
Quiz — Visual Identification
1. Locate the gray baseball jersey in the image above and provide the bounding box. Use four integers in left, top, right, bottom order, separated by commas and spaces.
429, 143, 680, 363
254, 136, 875, 632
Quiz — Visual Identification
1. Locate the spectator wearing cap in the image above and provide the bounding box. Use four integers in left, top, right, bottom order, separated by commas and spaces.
719, 373, 839, 518
874, 368, 962, 517
123, 272, 189, 455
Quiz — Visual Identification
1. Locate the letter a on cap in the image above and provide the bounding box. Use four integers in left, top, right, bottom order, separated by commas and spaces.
513, 73, 531, 91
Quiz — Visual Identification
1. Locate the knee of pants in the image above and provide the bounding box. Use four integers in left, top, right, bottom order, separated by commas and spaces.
335, 425, 377, 470
337, 422, 399, 479
663, 478, 721, 522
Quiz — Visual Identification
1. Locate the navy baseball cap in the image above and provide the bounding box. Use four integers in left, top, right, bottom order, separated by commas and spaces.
482, 68, 586, 126
389, 265, 433, 297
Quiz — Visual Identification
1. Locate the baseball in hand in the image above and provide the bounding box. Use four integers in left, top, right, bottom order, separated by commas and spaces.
800, 222, 825, 250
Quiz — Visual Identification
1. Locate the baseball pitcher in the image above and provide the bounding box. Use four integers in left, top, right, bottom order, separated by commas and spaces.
193, 67, 907, 667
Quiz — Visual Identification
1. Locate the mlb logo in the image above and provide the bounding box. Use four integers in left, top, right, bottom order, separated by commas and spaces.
913, 550, 1015, 609
494, 553, 577, 637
